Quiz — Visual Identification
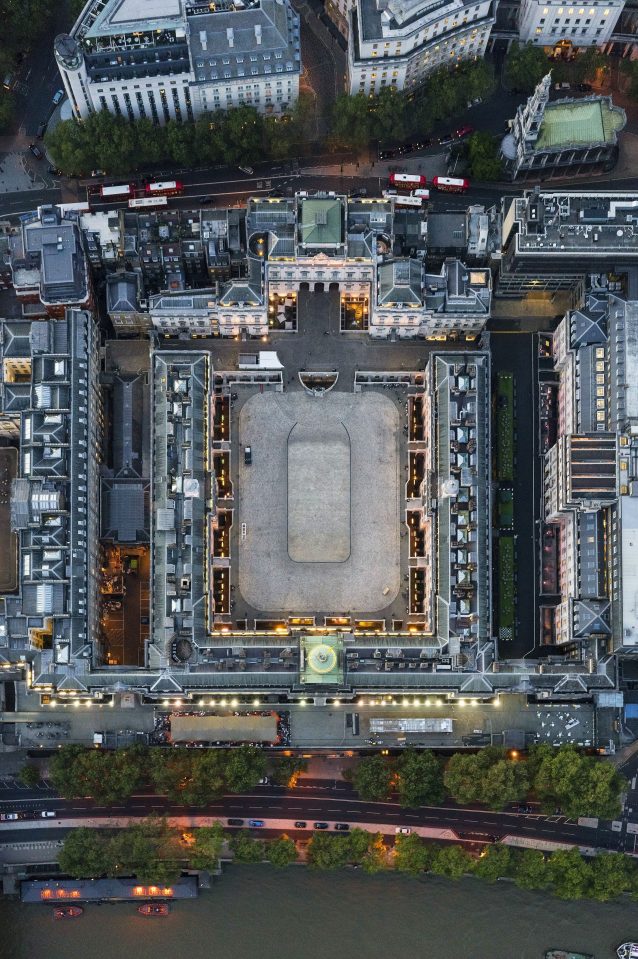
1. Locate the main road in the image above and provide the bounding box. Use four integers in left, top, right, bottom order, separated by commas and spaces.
0, 782, 621, 853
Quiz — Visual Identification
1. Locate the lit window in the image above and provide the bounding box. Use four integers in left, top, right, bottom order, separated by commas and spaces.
603, 6, 610, 11
543, 5, 549, 10
568, 7, 574, 13
558, 7, 563, 13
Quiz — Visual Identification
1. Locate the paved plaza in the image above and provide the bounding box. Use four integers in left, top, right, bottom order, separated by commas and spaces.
238, 390, 400, 613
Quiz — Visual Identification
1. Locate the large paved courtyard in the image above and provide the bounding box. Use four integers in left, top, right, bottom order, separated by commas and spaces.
238, 390, 400, 613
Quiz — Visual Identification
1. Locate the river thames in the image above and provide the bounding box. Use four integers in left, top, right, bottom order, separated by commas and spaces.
1, 866, 637, 959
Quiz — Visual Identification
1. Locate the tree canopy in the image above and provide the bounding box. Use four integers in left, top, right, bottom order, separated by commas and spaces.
267, 836, 298, 868
466, 131, 503, 182
396, 749, 445, 808
351, 755, 394, 802
504, 42, 551, 93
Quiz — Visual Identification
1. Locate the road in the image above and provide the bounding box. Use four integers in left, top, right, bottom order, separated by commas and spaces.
0, 782, 622, 853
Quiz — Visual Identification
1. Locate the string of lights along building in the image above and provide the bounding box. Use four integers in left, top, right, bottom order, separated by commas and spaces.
54, 0, 301, 123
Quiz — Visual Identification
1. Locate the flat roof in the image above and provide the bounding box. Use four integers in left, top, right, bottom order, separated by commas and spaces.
536, 98, 625, 151
170, 713, 278, 742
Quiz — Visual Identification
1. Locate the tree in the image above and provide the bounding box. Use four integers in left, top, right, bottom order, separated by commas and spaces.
351, 755, 394, 802
18, 763, 40, 788
189, 823, 226, 870
513, 849, 550, 891
330, 93, 372, 151
481, 759, 529, 810
431, 844, 472, 880
347, 828, 374, 864
532, 745, 625, 820
394, 833, 433, 875
59, 828, 114, 878
231, 832, 266, 863
182, 750, 226, 805
361, 834, 388, 874
466, 132, 503, 182
589, 852, 633, 901
147, 750, 191, 801
549, 848, 592, 900
270, 756, 308, 788
443, 754, 482, 805
396, 750, 445, 808
472, 844, 512, 882
307, 833, 352, 870
224, 745, 267, 793
372, 87, 408, 145
504, 42, 550, 94
621, 60, 638, 101
50, 744, 87, 797
0, 91, 14, 135
267, 836, 298, 868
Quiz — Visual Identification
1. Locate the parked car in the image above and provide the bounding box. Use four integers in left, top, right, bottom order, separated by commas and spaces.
395, 827, 412, 835
238, 165, 254, 175
0, 812, 18, 821
227, 818, 244, 826
349, 188, 368, 198
47, 165, 62, 176
52, 89, 64, 105
40, 810, 56, 818
244, 446, 252, 465
439, 132, 454, 146
334, 823, 350, 831
565, 717, 580, 730
294, 821, 307, 829
28, 143, 43, 159
91, 169, 106, 177
257, 776, 270, 785
248, 820, 264, 828
313, 822, 329, 830
36, 122, 47, 139
455, 125, 474, 138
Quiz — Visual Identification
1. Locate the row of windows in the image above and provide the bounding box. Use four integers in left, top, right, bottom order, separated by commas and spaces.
367, 10, 484, 56
538, 3, 612, 11
196, 52, 284, 66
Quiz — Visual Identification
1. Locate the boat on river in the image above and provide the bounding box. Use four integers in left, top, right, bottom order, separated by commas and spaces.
137, 903, 170, 917
53, 906, 83, 919
544, 951, 593, 959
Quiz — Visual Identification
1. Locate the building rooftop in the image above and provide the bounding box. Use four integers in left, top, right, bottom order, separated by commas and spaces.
536, 98, 626, 151
298, 197, 344, 250
504, 191, 638, 258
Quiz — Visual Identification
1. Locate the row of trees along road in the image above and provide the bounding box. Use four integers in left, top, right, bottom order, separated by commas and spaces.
41, 743, 623, 818
44, 61, 496, 176
47, 744, 306, 806
348, 745, 625, 818
58, 822, 638, 902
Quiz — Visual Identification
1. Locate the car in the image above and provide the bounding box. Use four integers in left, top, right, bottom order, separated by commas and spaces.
52, 89, 64, 105
248, 819, 264, 828
565, 717, 580, 730
91, 169, 106, 177
334, 823, 349, 831
313, 822, 329, 829
515, 804, 533, 814
0, 812, 19, 821
455, 125, 474, 138
244, 446, 252, 465
268, 189, 284, 198
40, 810, 56, 818
554, 82, 570, 91
28, 143, 43, 159
294, 821, 307, 829
395, 827, 412, 835
238, 165, 254, 175
200, 195, 213, 204
36, 122, 47, 139
257, 776, 270, 785
577, 82, 593, 92
439, 133, 454, 146
47, 165, 62, 176
349, 188, 368, 198
227, 818, 244, 826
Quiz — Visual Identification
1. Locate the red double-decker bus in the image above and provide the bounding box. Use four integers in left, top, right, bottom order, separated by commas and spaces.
388, 172, 427, 191
431, 176, 470, 193
145, 180, 184, 196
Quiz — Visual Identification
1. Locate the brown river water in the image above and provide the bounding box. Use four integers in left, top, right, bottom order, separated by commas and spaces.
1, 866, 636, 959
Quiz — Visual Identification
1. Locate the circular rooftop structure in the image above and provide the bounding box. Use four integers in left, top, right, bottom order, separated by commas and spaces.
54, 34, 83, 70
306, 643, 338, 675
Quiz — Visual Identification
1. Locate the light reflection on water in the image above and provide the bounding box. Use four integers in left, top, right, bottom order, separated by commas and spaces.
1, 866, 637, 959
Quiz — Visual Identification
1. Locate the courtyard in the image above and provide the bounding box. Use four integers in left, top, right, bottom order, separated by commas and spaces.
237, 391, 401, 613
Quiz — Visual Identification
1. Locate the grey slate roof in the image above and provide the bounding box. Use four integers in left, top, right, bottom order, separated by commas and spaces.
189, 0, 300, 84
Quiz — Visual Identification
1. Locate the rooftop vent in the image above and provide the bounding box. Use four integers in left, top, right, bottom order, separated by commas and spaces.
199, 30, 207, 51
227, 27, 234, 47
255, 24, 262, 44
